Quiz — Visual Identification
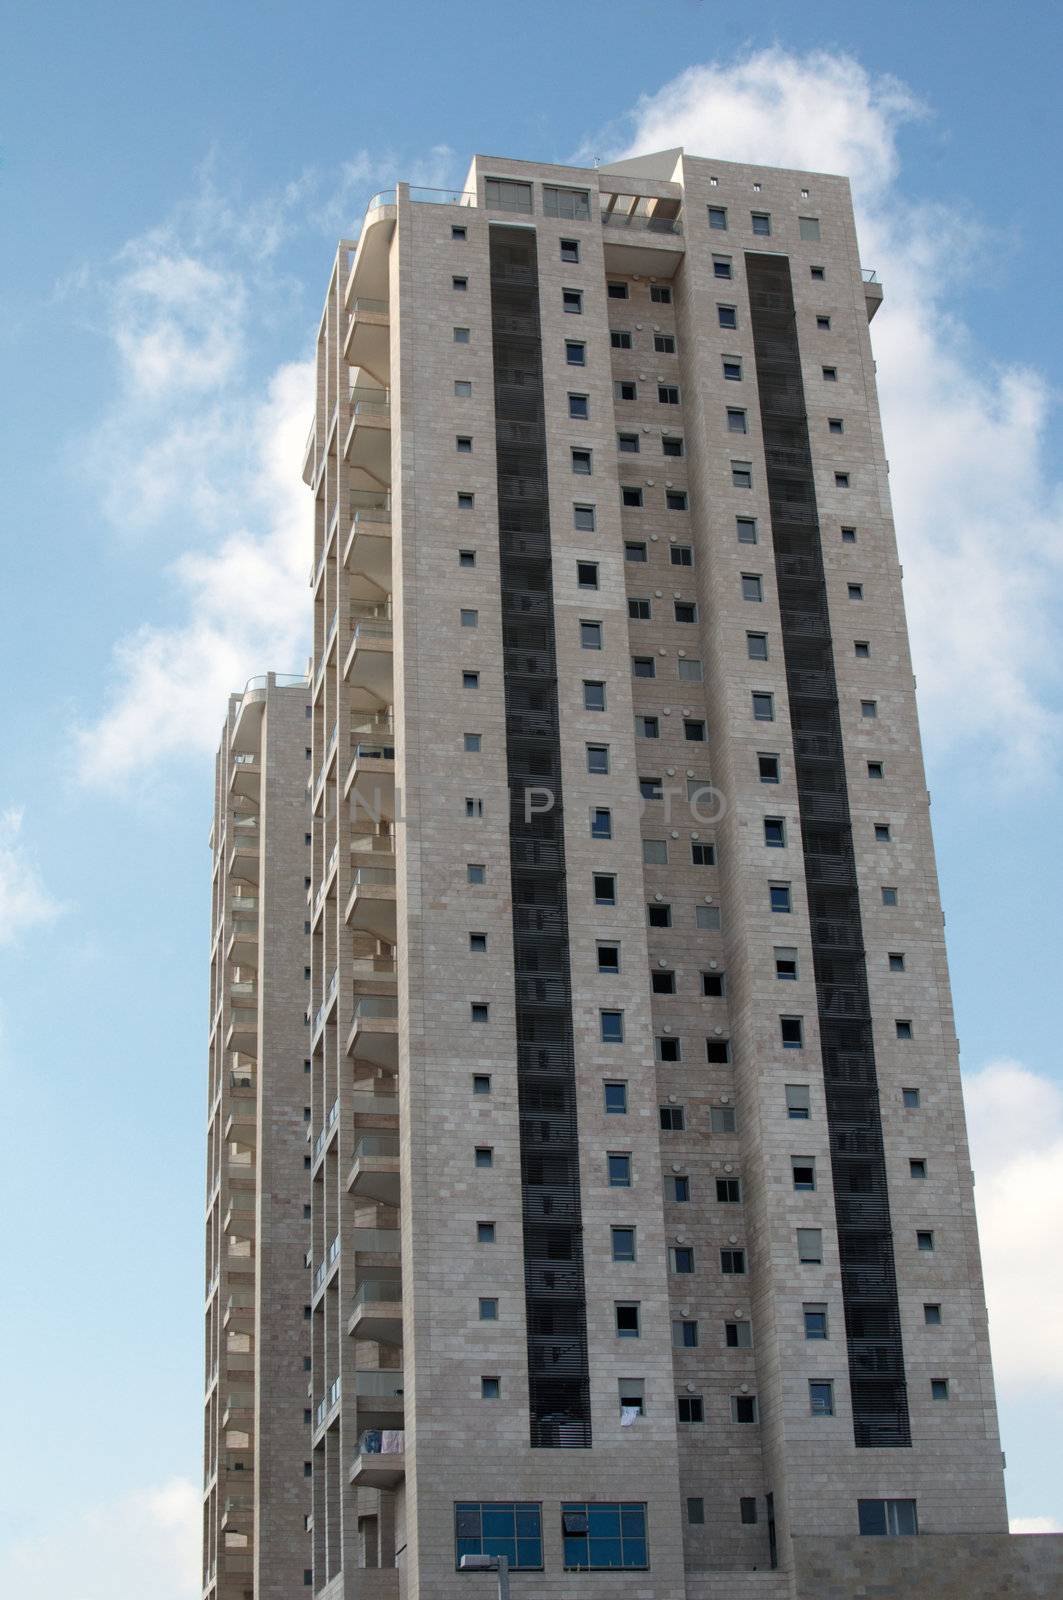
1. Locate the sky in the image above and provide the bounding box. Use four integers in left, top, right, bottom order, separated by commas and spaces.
1, 1, 1062, 1589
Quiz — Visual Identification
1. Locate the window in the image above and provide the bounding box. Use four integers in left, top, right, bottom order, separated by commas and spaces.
574, 504, 596, 533
571, 447, 592, 475
621, 485, 644, 508
569, 392, 589, 420
829, 416, 844, 434
903, 1087, 921, 1109
454, 379, 472, 397
809, 1380, 834, 1416
740, 1498, 758, 1526
474, 1146, 493, 1168
849, 583, 864, 601
477, 1221, 495, 1243
460, 607, 478, 628
678, 657, 704, 681
855, 639, 871, 658
593, 873, 616, 905
563, 288, 583, 314
617, 1381, 643, 1418
457, 492, 475, 510
452, 275, 468, 292
647, 903, 671, 927
465, 797, 484, 818
651, 284, 672, 303
666, 490, 688, 512
799, 215, 821, 241
604, 1081, 627, 1114
721, 1249, 746, 1277
663, 436, 685, 459
640, 777, 663, 801
565, 341, 586, 366
467, 863, 486, 885
910, 1159, 927, 1179
608, 1153, 632, 1187
583, 679, 606, 711
607, 281, 629, 300
917, 1230, 935, 1252
731, 1395, 758, 1424
811, 265, 825, 282
459, 548, 476, 567
658, 384, 680, 405
586, 744, 610, 775
716, 1177, 741, 1203
617, 432, 639, 455
671, 1246, 695, 1274
875, 823, 891, 842
472, 1073, 491, 1096
708, 205, 728, 229
732, 461, 753, 488
470, 1002, 489, 1023
882, 886, 898, 906
628, 597, 651, 620
764, 817, 786, 848
797, 1227, 822, 1264
625, 541, 648, 564
713, 256, 733, 279
804, 1303, 828, 1339
726, 1319, 753, 1348
696, 904, 722, 931
659, 1104, 685, 1130
561, 1502, 648, 1571
723, 357, 743, 381
580, 620, 602, 650
452, 224, 467, 240
643, 838, 667, 865
742, 573, 763, 601
786, 1082, 811, 1118
543, 184, 590, 219
822, 365, 838, 382
896, 1019, 913, 1040
453, 326, 470, 344
669, 1175, 690, 1203
862, 699, 878, 718
858, 1499, 918, 1538
889, 951, 906, 972
751, 211, 771, 235
781, 1016, 804, 1049
560, 237, 580, 263
736, 515, 758, 544
711, 1106, 738, 1134
656, 1036, 681, 1062
597, 943, 620, 975
479, 1297, 498, 1321
615, 1303, 640, 1339
718, 304, 737, 328
600, 1009, 624, 1043
677, 1395, 704, 1423
684, 720, 706, 742
612, 1225, 636, 1261
687, 1497, 705, 1524
654, 333, 677, 355
924, 1303, 942, 1325
747, 631, 769, 660
591, 807, 613, 840
674, 600, 697, 622
485, 176, 532, 212
615, 379, 637, 401
577, 559, 599, 589
792, 1157, 815, 1191
702, 971, 725, 997
770, 884, 792, 913
651, 969, 675, 994
752, 691, 774, 722
817, 314, 831, 329
469, 930, 487, 952
611, 329, 633, 350
454, 1502, 543, 1571
706, 1037, 730, 1063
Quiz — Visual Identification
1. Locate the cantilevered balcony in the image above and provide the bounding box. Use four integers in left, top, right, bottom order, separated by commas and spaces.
344, 740, 395, 822
349, 1430, 405, 1489
353, 1368, 405, 1424
227, 752, 260, 801
347, 1132, 400, 1205
347, 1277, 403, 1345
226, 817, 260, 885
345, 858, 396, 943
223, 1293, 255, 1334
225, 1006, 257, 1054
221, 1393, 253, 1432
342, 616, 393, 711
599, 179, 684, 277
343, 385, 391, 493
343, 299, 390, 385
863, 267, 883, 321
347, 992, 398, 1068
343, 503, 392, 602
225, 907, 258, 970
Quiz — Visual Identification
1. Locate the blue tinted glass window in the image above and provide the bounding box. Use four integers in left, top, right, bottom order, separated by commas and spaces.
562, 1502, 648, 1569
455, 1503, 543, 1570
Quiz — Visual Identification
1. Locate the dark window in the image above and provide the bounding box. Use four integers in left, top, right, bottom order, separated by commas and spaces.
764, 818, 786, 848
677, 1395, 704, 1423
611, 329, 632, 350
560, 238, 580, 263
740, 1498, 758, 1526
561, 1502, 648, 1570
604, 1081, 627, 1115
647, 902, 671, 927
716, 1177, 741, 1203
455, 1502, 543, 1570
651, 284, 672, 303
611, 1226, 636, 1261
591, 808, 612, 841
858, 1499, 918, 1537
593, 873, 616, 905
658, 384, 680, 406
718, 304, 737, 328
702, 971, 725, 997
569, 393, 589, 420
654, 333, 677, 354
631, 656, 655, 679
608, 281, 628, 299
625, 541, 648, 564
663, 436, 685, 458
659, 1104, 685, 1131
720, 1247, 746, 1274
670, 542, 692, 564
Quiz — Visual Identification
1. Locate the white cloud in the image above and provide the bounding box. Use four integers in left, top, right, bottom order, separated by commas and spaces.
0, 807, 65, 944
0, 1476, 199, 1599
606, 48, 1063, 776
1010, 1516, 1063, 1535
964, 1060, 1063, 1393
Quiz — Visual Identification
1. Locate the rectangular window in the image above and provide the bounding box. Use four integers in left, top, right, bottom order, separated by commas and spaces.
453, 326, 470, 344
453, 275, 468, 292
561, 1503, 648, 1570
910, 1159, 927, 1179
786, 1083, 811, 1118
708, 205, 728, 229
705, 1037, 730, 1063
617, 432, 639, 454
792, 1157, 815, 1190
917, 1230, 934, 1252
725, 1320, 752, 1349
687, 1497, 705, 1524
611, 328, 633, 350
654, 333, 677, 354
459, 548, 476, 567
671, 1246, 695, 1274
736, 515, 758, 543
580, 620, 602, 650
759, 752, 780, 783
599, 1008, 624, 1043
770, 884, 792, 913
543, 184, 590, 220
593, 872, 616, 904
747, 631, 769, 660
663, 436, 685, 458
716, 1177, 741, 1203
829, 416, 844, 434
751, 211, 771, 235
615, 379, 637, 401
731, 1395, 758, 1424
684, 720, 706, 742
467, 864, 486, 886
604, 1081, 628, 1114
573, 503, 597, 533
656, 1036, 681, 1063
670, 544, 692, 567
651, 284, 672, 303
702, 971, 724, 997
454, 1502, 543, 1571
741, 573, 763, 601
678, 658, 704, 681
809, 1380, 834, 1416
647, 903, 671, 927
695, 904, 722, 931
590, 808, 612, 841
723, 357, 742, 381
659, 1104, 685, 1130
903, 1087, 921, 1109
835, 472, 850, 488
924, 1303, 942, 1325
674, 599, 697, 622
713, 256, 733, 279
577, 560, 599, 590
718, 304, 737, 328
799, 216, 821, 241
628, 597, 650, 620
622, 485, 644, 507
484, 177, 532, 213
710, 1106, 737, 1133
764, 817, 786, 847
625, 541, 648, 564
732, 461, 753, 488
608, 1153, 632, 1187
460, 607, 478, 628
720, 1248, 746, 1274
565, 341, 586, 366
889, 951, 906, 971
817, 314, 831, 329
454, 379, 472, 397
803, 1303, 828, 1339
563, 288, 583, 314
858, 1499, 918, 1537
583, 680, 606, 712
658, 384, 680, 405
642, 838, 667, 865
677, 1395, 704, 1423
479, 1297, 498, 1321
560, 238, 580, 263
666, 490, 688, 512
752, 690, 774, 722
611, 1226, 636, 1262
571, 448, 592, 475
597, 942, 620, 974
569, 392, 589, 419
586, 744, 610, 775
669, 1175, 690, 1203
797, 1228, 822, 1264
607, 281, 629, 300
615, 1303, 640, 1339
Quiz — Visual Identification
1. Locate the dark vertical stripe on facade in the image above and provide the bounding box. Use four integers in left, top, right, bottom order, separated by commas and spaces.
746, 252, 911, 1448
488, 224, 591, 1448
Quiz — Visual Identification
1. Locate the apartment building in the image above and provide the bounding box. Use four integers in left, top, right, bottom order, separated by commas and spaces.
292, 148, 1061, 1600
204, 673, 312, 1600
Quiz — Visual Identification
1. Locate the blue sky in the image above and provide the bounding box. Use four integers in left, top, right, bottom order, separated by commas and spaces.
2, 2, 1061, 1588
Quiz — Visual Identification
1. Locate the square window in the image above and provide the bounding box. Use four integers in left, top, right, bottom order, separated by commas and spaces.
764, 817, 786, 848
702, 971, 725, 997
573, 501, 598, 532
469, 931, 487, 952
642, 838, 667, 865
647, 903, 672, 927
615, 379, 637, 401
691, 841, 716, 867
467, 863, 486, 885
651, 284, 672, 303
584, 680, 606, 711
726, 1319, 753, 1348
924, 1303, 942, 1325
666, 490, 688, 512
713, 257, 733, 279
474, 1146, 493, 1168
607, 281, 629, 299
654, 333, 677, 354
670, 1175, 691, 1203
868, 761, 884, 781
608, 1153, 632, 1187
817, 314, 831, 330
695, 904, 722, 931
658, 384, 680, 405
822, 365, 838, 381
737, 516, 758, 544
751, 211, 771, 235
708, 205, 728, 229
889, 951, 906, 972
465, 798, 483, 818
770, 884, 792, 914
678, 658, 704, 682
809, 1380, 834, 1416
597, 942, 620, 974
565, 341, 586, 366
903, 1087, 920, 1109
723, 358, 743, 381
591, 807, 613, 840
470, 1002, 489, 1024
600, 1009, 624, 1043
718, 304, 738, 329
882, 886, 898, 906
792, 1158, 816, 1190
481, 1376, 500, 1400
629, 597, 651, 620
747, 631, 769, 661
732, 462, 753, 488
706, 1039, 731, 1067
804, 1304, 828, 1339
785, 1081, 810, 1116
656, 1036, 681, 1063
477, 1221, 495, 1243
580, 620, 603, 650
674, 600, 697, 623
587, 744, 610, 774
604, 1081, 628, 1114
752, 690, 774, 722
684, 720, 706, 742
458, 548, 476, 567
811, 265, 825, 281
799, 216, 821, 241
593, 873, 616, 905
855, 639, 871, 658
622, 485, 644, 508
659, 1104, 685, 1130
457, 492, 474, 510
931, 1378, 949, 1401
571, 448, 592, 475
452, 225, 467, 240
781, 1016, 804, 1049
462, 670, 479, 690
917, 1230, 934, 1252
577, 559, 599, 589
862, 699, 878, 718
797, 1227, 822, 1264
849, 583, 864, 601
671, 1246, 695, 1274
896, 1019, 913, 1040
652, 970, 676, 999
452, 275, 468, 292
479, 1297, 498, 1320
616, 1303, 641, 1339
716, 1177, 741, 1203
742, 573, 763, 601
563, 288, 583, 314
460, 607, 478, 628
472, 1073, 491, 1094
568, 392, 590, 421
910, 1159, 928, 1179
875, 823, 891, 842
759, 753, 780, 783
836, 472, 850, 488
560, 238, 580, 263
710, 1106, 738, 1134
618, 431, 640, 454
625, 541, 648, 564
731, 1395, 758, 1424
677, 1395, 704, 1423
829, 417, 844, 434
454, 379, 472, 397
640, 776, 663, 800
453, 326, 470, 344
663, 436, 685, 458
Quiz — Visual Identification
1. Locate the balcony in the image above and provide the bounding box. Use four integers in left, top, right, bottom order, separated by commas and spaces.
348, 1277, 403, 1345
223, 1294, 255, 1333
227, 752, 261, 801
343, 298, 390, 385
343, 617, 393, 711
313, 606, 340, 697
227, 817, 260, 885
313, 1233, 342, 1296
225, 1006, 257, 1054
313, 1097, 340, 1163
344, 741, 396, 822
347, 992, 398, 1068
350, 1092, 399, 1125
347, 1133, 400, 1205
343, 505, 392, 602
315, 1376, 343, 1432
223, 1097, 256, 1141
351, 1225, 400, 1259
343, 386, 391, 492
312, 968, 340, 1044
349, 1428, 405, 1489
225, 910, 258, 970
354, 1368, 405, 1423
599, 183, 684, 277
345, 860, 396, 943
221, 1394, 253, 1431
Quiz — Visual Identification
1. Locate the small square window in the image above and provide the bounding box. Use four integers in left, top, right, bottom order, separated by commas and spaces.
452, 224, 467, 240
875, 823, 891, 842
472, 1072, 491, 1094
607, 281, 629, 299
931, 1378, 949, 1401
736, 516, 758, 544
474, 1146, 493, 1168
616, 1302, 641, 1339
889, 951, 906, 972
861, 699, 878, 718
604, 1081, 628, 1114
615, 379, 637, 401
462, 670, 479, 690
797, 1227, 822, 1264
573, 504, 596, 532
903, 1087, 920, 1109
593, 873, 616, 905
822, 365, 838, 381
591, 808, 613, 840
695, 904, 721, 931
651, 284, 672, 303
453, 326, 470, 344
671, 1246, 695, 1274
470, 1002, 489, 1024
882, 886, 898, 906
770, 884, 792, 914
560, 237, 580, 263
811, 265, 825, 281
636, 714, 659, 739
654, 333, 677, 354
747, 631, 769, 661
835, 472, 850, 488
677, 1394, 704, 1423
460, 607, 478, 628
702, 971, 725, 997
617, 432, 640, 454
477, 1221, 495, 1243
580, 620, 603, 650
723, 357, 742, 381
622, 485, 644, 508
659, 1104, 685, 1130
786, 1082, 810, 1117
469, 929, 487, 951
741, 573, 763, 602
481, 1376, 500, 1400
708, 205, 728, 230
829, 417, 844, 434
643, 838, 667, 865
678, 658, 704, 682
855, 639, 871, 658
563, 288, 583, 314
727, 408, 748, 434
625, 541, 648, 564
666, 490, 688, 512
478, 1297, 498, 1321
663, 436, 685, 458
671, 543, 693, 566
732, 462, 753, 489
781, 1016, 804, 1050
710, 1106, 738, 1134
799, 216, 821, 241
759, 752, 780, 783
804, 1304, 828, 1340
467, 863, 486, 886
569, 392, 589, 420
674, 600, 697, 623
586, 743, 610, 774
600, 1009, 624, 1043
910, 1158, 928, 1179
924, 1303, 942, 1325
571, 448, 592, 475
691, 842, 716, 867
849, 584, 864, 602
577, 560, 599, 589
731, 1395, 758, 1424
776, 948, 799, 981
608, 1153, 632, 1187
658, 384, 680, 405
656, 1036, 681, 1063
764, 817, 786, 848
452, 275, 468, 292
716, 1177, 741, 1203
611, 329, 633, 350
809, 1380, 834, 1416
718, 304, 737, 329
817, 314, 831, 330
896, 1019, 913, 1040
628, 597, 651, 620
458, 548, 476, 567
647, 902, 672, 928
618, 1381, 644, 1417
457, 492, 475, 510
565, 341, 586, 366
684, 720, 706, 742
917, 1230, 935, 1252
584, 679, 606, 711
597, 942, 620, 974
713, 257, 733, 280
454, 379, 472, 397
640, 776, 663, 802
751, 211, 771, 236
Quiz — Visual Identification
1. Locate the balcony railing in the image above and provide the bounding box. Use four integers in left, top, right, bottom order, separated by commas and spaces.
862, 267, 878, 282
602, 209, 682, 235
351, 865, 396, 889
353, 995, 399, 1022
350, 1093, 400, 1119
313, 969, 339, 1036
352, 741, 395, 762
352, 1277, 403, 1310
352, 1132, 399, 1160
354, 1369, 404, 1399
351, 1226, 401, 1254
313, 1098, 340, 1160
348, 385, 390, 416
315, 1376, 342, 1427
351, 296, 388, 315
